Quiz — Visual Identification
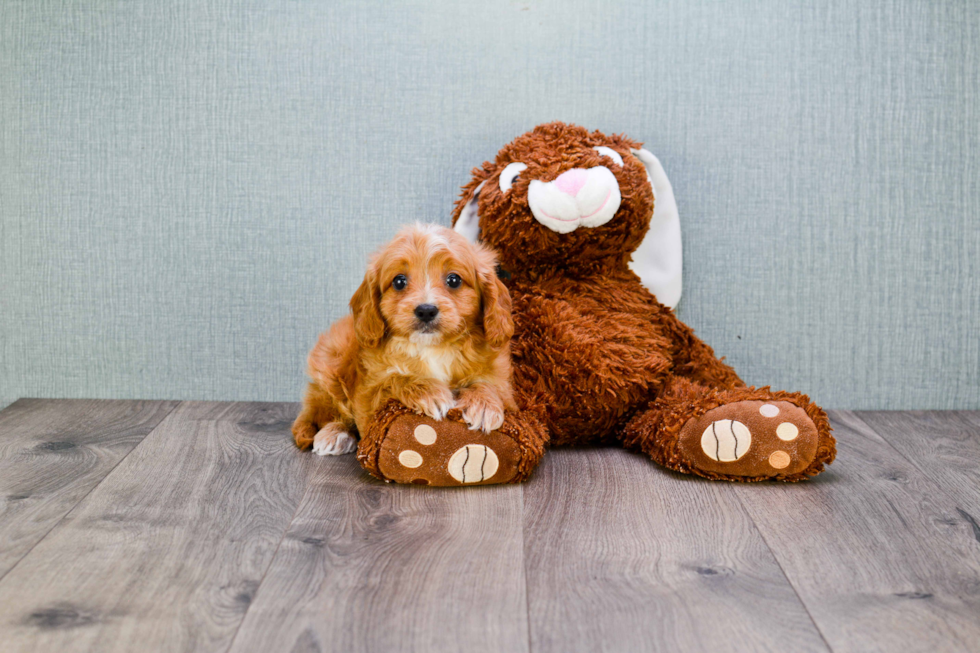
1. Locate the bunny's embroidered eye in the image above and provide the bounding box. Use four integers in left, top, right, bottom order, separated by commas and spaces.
593, 146, 624, 167
446, 273, 462, 289
499, 162, 528, 193
392, 274, 408, 291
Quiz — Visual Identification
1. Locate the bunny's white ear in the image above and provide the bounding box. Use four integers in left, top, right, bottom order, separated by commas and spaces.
453, 181, 485, 243
629, 148, 683, 309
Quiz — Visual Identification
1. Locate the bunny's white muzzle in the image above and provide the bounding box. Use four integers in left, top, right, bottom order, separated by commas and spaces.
526, 166, 622, 234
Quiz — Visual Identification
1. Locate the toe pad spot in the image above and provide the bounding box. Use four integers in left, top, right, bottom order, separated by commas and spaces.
414, 424, 437, 445
398, 450, 423, 468
769, 451, 791, 469
776, 422, 799, 441
759, 404, 780, 417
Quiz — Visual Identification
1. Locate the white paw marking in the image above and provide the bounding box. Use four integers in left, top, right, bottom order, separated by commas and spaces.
759, 404, 780, 418
769, 450, 791, 469
447, 445, 499, 483
398, 450, 423, 468
414, 424, 437, 445
776, 422, 799, 441
312, 428, 357, 456
700, 419, 751, 462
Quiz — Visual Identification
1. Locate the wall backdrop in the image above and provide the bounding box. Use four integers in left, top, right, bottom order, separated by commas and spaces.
2, 0, 978, 411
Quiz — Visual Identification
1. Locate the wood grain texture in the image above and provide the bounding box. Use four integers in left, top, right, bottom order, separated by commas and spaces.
522, 447, 828, 653
227, 453, 529, 653
0, 401, 313, 653
0, 398, 178, 580
4, 401, 980, 653
731, 411, 980, 652
856, 411, 980, 516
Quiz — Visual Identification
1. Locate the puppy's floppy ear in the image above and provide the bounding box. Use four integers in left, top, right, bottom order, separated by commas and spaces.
475, 247, 514, 348
349, 262, 386, 348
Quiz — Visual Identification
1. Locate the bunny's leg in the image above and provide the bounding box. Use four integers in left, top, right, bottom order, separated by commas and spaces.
621, 376, 836, 481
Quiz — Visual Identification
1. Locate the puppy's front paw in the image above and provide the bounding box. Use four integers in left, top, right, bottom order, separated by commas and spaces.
312, 424, 358, 456
292, 419, 319, 450
456, 389, 505, 433
403, 386, 456, 421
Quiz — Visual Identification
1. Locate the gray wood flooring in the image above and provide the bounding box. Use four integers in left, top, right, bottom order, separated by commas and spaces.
0, 400, 978, 653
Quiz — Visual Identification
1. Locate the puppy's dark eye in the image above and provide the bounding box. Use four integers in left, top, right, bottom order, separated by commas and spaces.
392, 274, 408, 291
446, 273, 462, 289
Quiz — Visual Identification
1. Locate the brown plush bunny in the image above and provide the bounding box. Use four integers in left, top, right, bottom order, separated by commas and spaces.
357, 122, 835, 485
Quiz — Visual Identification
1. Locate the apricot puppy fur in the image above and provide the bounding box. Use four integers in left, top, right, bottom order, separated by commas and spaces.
292, 223, 517, 455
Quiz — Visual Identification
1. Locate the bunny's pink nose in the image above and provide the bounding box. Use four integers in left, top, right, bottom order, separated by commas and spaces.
554, 168, 588, 197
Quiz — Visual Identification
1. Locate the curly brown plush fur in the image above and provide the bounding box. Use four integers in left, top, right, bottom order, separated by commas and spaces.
450, 122, 836, 482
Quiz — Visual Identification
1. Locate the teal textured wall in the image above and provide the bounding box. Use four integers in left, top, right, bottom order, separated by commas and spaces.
1, 0, 978, 409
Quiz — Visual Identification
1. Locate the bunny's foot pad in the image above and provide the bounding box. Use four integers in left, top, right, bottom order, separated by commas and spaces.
358, 403, 545, 486
677, 400, 819, 480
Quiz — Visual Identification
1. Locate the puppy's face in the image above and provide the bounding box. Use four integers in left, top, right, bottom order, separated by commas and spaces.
350, 225, 513, 348
378, 229, 479, 344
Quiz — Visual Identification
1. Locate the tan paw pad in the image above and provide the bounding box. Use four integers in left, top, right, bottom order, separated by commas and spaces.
398, 450, 423, 468
759, 403, 780, 417
769, 450, 791, 469
776, 422, 799, 441
447, 445, 499, 483
414, 424, 437, 445
700, 419, 751, 462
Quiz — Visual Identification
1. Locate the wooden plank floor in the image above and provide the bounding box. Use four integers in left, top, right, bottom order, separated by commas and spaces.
0, 400, 978, 653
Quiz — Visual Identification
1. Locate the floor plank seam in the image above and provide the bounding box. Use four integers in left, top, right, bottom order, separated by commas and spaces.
221, 458, 312, 653
520, 483, 533, 653
0, 400, 183, 588
729, 485, 835, 653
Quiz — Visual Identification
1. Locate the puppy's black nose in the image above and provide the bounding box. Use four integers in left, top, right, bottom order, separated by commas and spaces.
414, 304, 439, 323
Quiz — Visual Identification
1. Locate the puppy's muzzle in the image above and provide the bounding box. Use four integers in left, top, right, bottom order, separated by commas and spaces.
414, 304, 439, 324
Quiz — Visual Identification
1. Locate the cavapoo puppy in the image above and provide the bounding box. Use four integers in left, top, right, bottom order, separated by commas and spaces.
292, 223, 517, 455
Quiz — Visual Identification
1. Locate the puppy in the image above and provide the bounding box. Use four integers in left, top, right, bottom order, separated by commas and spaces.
292, 223, 517, 455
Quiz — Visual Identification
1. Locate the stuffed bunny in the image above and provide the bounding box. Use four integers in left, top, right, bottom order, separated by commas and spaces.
357, 122, 835, 485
